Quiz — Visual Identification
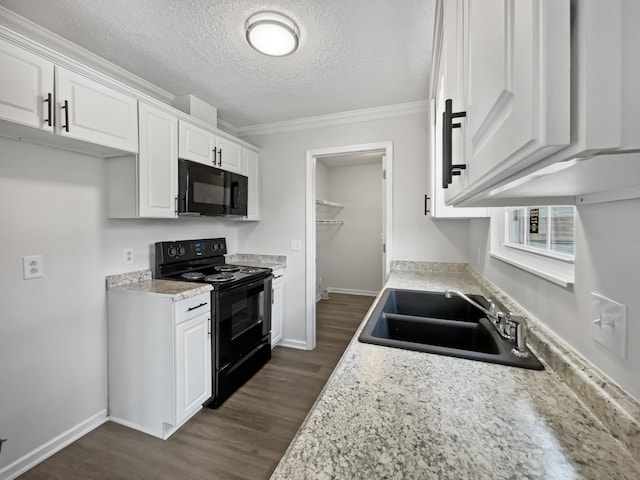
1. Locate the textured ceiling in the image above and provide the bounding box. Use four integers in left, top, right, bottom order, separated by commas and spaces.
0, 0, 435, 128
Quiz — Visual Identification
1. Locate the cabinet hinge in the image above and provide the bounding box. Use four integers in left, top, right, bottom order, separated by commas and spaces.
383, 243, 386, 253
383, 170, 386, 180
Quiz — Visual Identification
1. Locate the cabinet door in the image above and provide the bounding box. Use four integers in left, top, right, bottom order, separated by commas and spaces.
0, 38, 54, 131
447, 0, 570, 201
215, 136, 243, 173
56, 67, 138, 152
242, 148, 261, 221
176, 313, 212, 423
178, 120, 215, 166
138, 103, 178, 218
271, 273, 284, 347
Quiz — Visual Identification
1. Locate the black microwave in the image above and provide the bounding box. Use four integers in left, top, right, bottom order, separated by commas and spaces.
178, 159, 248, 216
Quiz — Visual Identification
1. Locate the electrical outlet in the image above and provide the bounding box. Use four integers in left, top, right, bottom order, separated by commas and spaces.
591, 292, 627, 359
23, 255, 44, 279
123, 248, 134, 265
290, 239, 302, 251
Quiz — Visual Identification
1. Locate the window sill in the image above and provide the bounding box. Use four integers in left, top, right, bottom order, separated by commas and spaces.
489, 250, 575, 288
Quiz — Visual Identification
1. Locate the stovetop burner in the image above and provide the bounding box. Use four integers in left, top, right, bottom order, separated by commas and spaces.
181, 271, 205, 280
215, 265, 240, 273
204, 273, 235, 282
239, 267, 263, 274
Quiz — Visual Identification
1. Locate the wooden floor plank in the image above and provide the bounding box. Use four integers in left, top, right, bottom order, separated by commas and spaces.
18, 293, 374, 480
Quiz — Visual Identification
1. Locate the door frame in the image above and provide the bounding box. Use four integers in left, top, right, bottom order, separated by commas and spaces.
305, 141, 393, 349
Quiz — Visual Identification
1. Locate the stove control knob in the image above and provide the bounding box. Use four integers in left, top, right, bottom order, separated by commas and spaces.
176, 245, 186, 256
167, 246, 177, 257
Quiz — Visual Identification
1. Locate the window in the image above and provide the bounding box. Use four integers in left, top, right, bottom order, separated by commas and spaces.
505, 206, 575, 259
489, 206, 576, 287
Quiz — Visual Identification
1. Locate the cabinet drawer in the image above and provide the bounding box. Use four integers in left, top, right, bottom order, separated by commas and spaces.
175, 293, 210, 324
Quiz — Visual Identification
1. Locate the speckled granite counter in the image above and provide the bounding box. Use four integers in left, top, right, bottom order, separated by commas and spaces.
271, 265, 640, 480
106, 269, 212, 301
225, 253, 287, 270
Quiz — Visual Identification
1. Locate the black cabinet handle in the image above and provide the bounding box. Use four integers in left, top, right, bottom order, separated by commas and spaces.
43, 93, 53, 127
212, 147, 217, 166
187, 302, 208, 312
424, 194, 431, 215
61, 100, 70, 132
218, 148, 222, 166
442, 99, 466, 189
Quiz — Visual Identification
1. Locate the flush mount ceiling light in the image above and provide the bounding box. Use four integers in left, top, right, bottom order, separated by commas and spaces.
246, 11, 299, 57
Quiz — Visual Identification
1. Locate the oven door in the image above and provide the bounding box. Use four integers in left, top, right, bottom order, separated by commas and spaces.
216, 275, 272, 370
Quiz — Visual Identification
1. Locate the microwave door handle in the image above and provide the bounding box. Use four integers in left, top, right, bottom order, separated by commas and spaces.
231, 182, 239, 208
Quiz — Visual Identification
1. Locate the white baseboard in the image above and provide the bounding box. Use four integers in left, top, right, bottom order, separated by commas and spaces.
0, 410, 108, 480
327, 288, 378, 297
279, 338, 309, 350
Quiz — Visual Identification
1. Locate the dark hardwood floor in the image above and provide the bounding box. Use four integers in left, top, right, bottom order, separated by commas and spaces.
20, 293, 374, 480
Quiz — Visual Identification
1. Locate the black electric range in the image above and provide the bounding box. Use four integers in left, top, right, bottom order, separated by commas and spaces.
155, 238, 273, 408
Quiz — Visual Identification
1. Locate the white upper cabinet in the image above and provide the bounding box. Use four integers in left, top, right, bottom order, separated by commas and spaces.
237, 148, 261, 221
107, 103, 178, 219
178, 120, 214, 165
0, 37, 138, 154
215, 135, 243, 174
138, 103, 178, 218
178, 120, 243, 173
442, 0, 570, 204
0, 38, 54, 131
427, 0, 487, 218
435, 0, 640, 206
56, 67, 138, 152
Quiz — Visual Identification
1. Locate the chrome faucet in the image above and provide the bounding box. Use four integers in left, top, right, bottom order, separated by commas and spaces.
444, 289, 529, 358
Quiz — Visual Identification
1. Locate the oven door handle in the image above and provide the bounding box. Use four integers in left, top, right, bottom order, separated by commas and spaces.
225, 342, 269, 376
218, 275, 273, 298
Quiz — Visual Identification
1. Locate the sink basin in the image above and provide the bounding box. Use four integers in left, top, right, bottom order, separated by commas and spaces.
358, 289, 544, 370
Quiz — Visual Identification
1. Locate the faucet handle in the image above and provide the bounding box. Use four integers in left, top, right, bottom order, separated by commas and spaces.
506, 314, 530, 358
487, 298, 497, 316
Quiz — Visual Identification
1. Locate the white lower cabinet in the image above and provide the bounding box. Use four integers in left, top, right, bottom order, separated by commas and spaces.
107, 290, 212, 439
271, 269, 284, 347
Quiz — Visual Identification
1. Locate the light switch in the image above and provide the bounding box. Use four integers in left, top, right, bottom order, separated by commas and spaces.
290, 239, 302, 251
591, 292, 627, 359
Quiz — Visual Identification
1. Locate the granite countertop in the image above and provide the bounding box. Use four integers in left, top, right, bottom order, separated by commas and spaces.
225, 253, 287, 271
270, 267, 640, 480
106, 270, 212, 301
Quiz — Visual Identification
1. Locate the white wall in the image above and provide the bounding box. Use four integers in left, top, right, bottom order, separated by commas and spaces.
238, 112, 470, 346
317, 162, 383, 295
0, 137, 240, 473
469, 200, 640, 402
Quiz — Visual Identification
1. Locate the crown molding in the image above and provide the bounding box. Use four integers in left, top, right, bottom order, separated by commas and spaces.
0, 6, 175, 104
216, 119, 240, 137
236, 100, 430, 137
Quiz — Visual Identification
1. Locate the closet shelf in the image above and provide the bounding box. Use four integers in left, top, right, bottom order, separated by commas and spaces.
316, 199, 344, 208
316, 219, 345, 225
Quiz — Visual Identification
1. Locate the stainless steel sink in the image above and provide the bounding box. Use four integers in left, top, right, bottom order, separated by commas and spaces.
358, 289, 544, 370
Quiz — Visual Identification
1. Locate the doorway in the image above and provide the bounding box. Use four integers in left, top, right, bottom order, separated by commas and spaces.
305, 142, 393, 349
